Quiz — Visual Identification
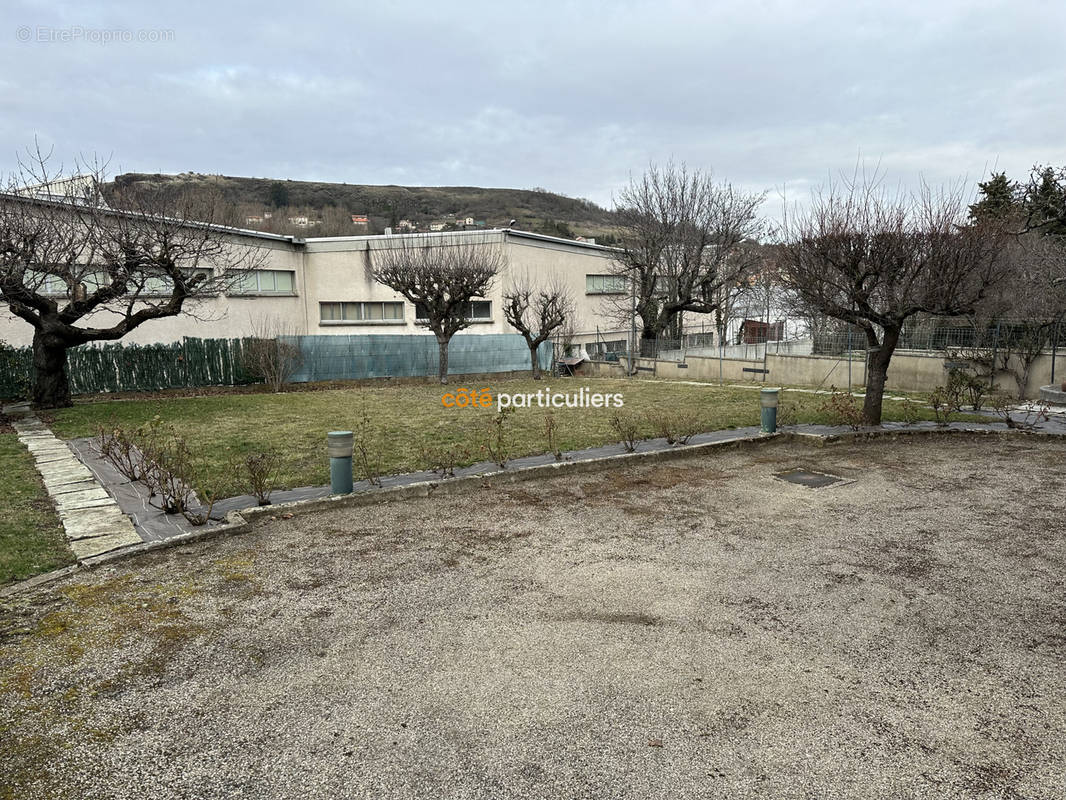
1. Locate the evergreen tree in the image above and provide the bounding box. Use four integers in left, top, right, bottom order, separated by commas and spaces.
968, 172, 1019, 222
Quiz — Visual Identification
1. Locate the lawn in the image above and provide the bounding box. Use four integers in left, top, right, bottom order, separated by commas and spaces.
47, 377, 957, 499
0, 433, 73, 586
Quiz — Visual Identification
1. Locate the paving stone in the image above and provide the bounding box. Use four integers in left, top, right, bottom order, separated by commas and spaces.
63, 510, 137, 541
47, 479, 103, 496
52, 487, 112, 507
25, 445, 72, 456
35, 451, 84, 465
39, 463, 93, 479
57, 497, 120, 512
70, 530, 142, 559
43, 472, 96, 489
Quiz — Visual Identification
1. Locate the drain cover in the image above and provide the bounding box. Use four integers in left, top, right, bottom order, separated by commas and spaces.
774, 468, 844, 488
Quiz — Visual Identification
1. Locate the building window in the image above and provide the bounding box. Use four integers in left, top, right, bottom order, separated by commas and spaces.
415, 300, 491, 321
231, 269, 296, 295
585, 274, 627, 295
27, 270, 109, 297
139, 269, 213, 296
320, 301, 404, 323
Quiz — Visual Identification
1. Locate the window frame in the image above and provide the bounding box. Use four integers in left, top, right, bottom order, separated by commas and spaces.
585, 274, 627, 295
414, 299, 492, 323
319, 300, 406, 325
229, 269, 298, 297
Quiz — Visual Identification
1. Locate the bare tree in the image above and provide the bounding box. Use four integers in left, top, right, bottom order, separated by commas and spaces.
240, 313, 304, 392
371, 235, 505, 383
967, 235, 1066, 397
777, 175, 1010, 424
502, 274, 574, 379
604, 162, 764, 353
0, 149, 264, 408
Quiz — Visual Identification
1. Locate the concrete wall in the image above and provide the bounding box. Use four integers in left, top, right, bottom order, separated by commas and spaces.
579, 349, 1065, 400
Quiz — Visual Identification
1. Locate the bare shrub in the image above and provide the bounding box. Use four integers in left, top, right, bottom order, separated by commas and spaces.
96, 426, 146, 484
818, 388, 864, 430
543, 412, 563, 461
897, 399, 924, 425
240, 315, 304, 392
243, 451, 280, 506
928, 386, 957, 427
482, 407, 514, 468
421, 441, 471, 478
352, 400, 381, 486
777, 400, 799, 428
96, 416, 217, 524
609, 410, 642, 452
991, 392, 1050, 430
650, 408, 702, 445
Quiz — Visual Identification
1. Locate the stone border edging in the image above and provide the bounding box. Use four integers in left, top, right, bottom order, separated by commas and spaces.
2, 424, 1063, 598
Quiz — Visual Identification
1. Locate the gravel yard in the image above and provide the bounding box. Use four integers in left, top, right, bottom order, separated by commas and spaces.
1, 433, 1064, 799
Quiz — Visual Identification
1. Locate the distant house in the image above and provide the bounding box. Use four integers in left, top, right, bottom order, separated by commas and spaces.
397, 219, 416, 231
289, 216, 310, 226
245, 216, 264, 225
738, 319, 785, 344
428, 222, 446, 232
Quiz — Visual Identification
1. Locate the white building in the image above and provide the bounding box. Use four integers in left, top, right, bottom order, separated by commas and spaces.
0, 225, 631, 353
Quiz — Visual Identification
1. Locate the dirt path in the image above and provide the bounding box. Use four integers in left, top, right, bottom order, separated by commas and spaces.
1, 434, 1064, 799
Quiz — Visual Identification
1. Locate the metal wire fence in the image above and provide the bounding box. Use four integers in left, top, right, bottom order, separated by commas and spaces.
582, 313, 1066, 370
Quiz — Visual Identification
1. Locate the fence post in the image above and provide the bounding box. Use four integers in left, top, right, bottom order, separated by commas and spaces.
990, 320, 1000, 392
1052, 318, 1060, 385
847, 327, 852, 391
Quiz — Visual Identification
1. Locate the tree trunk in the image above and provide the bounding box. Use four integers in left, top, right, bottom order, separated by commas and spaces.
436, 335, 450, 385
862, 326, 900, 426
530, 344, 542, 380
640, 325, 659, 358
32, 330, 73, 409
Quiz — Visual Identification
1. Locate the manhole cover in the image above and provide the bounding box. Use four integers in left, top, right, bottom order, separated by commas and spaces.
774, 468, 844, 488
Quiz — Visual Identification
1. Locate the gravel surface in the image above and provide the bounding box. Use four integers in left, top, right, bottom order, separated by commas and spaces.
1, 434, 1064, 799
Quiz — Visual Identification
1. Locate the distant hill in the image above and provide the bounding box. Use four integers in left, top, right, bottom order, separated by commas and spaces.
106, 173, 621, 243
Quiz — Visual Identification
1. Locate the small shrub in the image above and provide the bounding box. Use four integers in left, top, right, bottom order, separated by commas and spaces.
97, 417, 216, 525
482, 407, 514, 468
946, 368, 988, 412
543, 412, 563, 461
818, 388, 863, 430
777, 400, 799, 428
897, 398, 923, 425
928, 386, 957, 426
243, 451, 280, 506
609, 410, 642, 452
991, 392, 1050, 431
352, 399, 381, 486
96, 426, 146, 485
650, 408, 702, 445
421, 441, 471, 478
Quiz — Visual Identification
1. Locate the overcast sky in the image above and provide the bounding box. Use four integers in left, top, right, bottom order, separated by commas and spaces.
3, 0, 1064, 221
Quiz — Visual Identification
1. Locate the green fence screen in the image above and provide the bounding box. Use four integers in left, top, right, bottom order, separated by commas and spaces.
0, 334, 553, 400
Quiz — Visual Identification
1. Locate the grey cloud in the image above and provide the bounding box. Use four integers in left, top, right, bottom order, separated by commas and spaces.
2, 0, 1063, 218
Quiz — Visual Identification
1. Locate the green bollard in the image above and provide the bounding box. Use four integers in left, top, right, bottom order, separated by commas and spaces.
327, 431, 354, 494
760, 388, 780, 433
